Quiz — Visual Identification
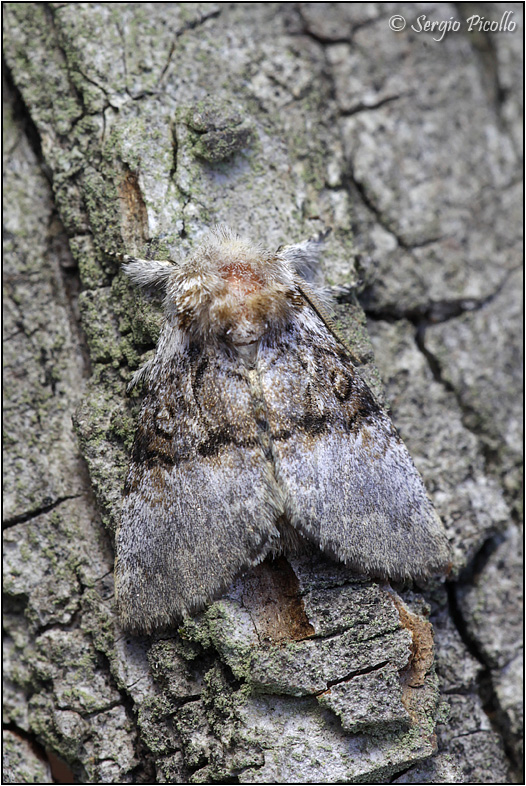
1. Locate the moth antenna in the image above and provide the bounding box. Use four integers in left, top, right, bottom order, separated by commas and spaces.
295, 277, 363, 366
122, 255, 177, 292
279, 228, 331, 283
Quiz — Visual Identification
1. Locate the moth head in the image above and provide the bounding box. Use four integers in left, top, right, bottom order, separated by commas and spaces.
168, 226, 301, 344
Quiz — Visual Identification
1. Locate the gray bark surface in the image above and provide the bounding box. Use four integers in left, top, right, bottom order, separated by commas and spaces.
3, 3, 522, 783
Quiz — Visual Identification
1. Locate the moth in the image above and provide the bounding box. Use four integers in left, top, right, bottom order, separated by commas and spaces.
115, 226, 450, 633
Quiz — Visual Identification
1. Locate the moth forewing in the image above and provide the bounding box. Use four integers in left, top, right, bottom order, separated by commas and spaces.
115, 339, 283, 633
256, 303, 450, 581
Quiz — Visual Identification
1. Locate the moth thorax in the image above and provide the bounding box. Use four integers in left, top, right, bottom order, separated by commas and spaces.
209, 261, 293, 345
220, 261, 263, 296
176, 258, 298, 343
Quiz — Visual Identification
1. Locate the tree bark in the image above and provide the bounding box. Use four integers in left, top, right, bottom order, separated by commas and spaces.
3, 3, 522, 783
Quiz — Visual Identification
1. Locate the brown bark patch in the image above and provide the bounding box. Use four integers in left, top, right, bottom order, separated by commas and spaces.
119, 168, 149, 250
241, 557, 315, 643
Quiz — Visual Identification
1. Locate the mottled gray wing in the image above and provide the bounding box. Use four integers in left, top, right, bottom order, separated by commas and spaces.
116, 341, 281, 633
257, 312, 450, 581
